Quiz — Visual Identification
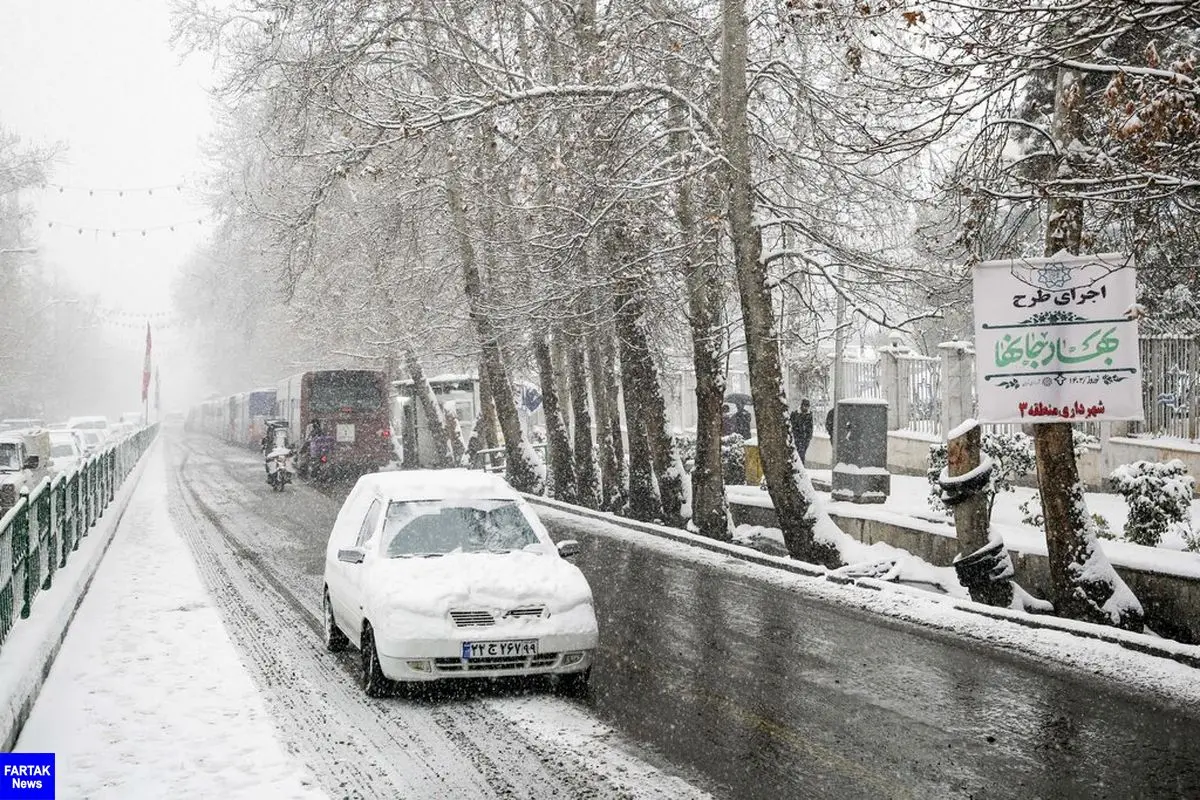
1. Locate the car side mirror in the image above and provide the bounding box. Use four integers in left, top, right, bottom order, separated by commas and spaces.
337, 547, 366, 564
23, 456, 39, 470
556, 540, 580, 559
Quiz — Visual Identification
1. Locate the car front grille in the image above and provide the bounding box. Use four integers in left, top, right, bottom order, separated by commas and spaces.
450, 610, 495, 627
434, 653, 560, 673
504, 605, 546, 619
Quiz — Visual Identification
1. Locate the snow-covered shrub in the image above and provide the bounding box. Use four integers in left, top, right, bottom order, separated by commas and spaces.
1072, 429, 1100, 452
721, 434, 746, 485
675, 435, 697, 474
1110, 459, 1195, 547
1185, 529, 1200, 553
927, 431, 1035, 517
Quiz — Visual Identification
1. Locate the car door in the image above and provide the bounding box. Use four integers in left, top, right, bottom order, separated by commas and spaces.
340, 497, 384, 642
326, 486, 374, 631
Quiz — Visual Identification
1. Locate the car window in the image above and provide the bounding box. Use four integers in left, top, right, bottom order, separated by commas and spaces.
355, 499, 383, 548
382, 499, 541, 558
0, 443, 19, 470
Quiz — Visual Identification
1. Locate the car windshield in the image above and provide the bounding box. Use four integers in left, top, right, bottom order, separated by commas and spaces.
382, 499, 541, 558
72, 420, 107, 430
0, 443, 20, 470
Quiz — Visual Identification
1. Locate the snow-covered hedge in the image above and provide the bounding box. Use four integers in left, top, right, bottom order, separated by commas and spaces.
1109, 459, 1195, 547
722, 434, 746, 485
927, 431, 1035, 517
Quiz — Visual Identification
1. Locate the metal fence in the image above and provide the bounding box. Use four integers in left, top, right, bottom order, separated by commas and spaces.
0, 424, 157, 650
897, 353, 941, 436
1138, 336, 1200, 439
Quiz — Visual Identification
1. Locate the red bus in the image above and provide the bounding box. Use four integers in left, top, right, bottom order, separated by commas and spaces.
275, 370, 391, 475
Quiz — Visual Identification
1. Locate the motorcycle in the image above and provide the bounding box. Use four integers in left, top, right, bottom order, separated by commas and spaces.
266, 446, 295, 492
301, 433, 336, 481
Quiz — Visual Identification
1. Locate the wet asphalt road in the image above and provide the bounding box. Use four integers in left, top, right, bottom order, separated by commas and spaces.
173, 431, 1200, 799
554, 511, 1200, 799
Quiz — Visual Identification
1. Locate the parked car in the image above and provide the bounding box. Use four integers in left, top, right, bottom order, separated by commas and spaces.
48, 430, 85, 474
0, 418, 44, 433
77, 430, 105, 456
67, 416, 111, 442
0, 431, 50, 513
323, 469, 598, 697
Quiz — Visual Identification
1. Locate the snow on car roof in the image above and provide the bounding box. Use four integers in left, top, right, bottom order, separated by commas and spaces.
355, 469, 522, 503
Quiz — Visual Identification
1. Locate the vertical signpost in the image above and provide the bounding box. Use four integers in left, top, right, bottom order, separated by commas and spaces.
974, 253, 1143, 424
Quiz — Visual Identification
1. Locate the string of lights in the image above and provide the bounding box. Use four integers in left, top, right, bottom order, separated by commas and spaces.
44, 218, 206, 237
93, 307, 174, 320
43, 183, 187, 196
37, 178, 217, 196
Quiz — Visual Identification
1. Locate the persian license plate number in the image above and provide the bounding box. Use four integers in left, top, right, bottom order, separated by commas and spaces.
461, 639, 538, 660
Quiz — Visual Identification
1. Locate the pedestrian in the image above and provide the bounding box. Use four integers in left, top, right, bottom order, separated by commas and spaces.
732, 404, 752, 439
789, 399, 814, 465
825, 407, 835, 438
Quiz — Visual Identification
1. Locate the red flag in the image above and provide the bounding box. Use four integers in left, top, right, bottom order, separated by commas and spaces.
141, 323, 152, 402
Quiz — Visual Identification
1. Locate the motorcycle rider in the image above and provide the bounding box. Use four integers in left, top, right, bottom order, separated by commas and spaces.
302, 418, 322, 456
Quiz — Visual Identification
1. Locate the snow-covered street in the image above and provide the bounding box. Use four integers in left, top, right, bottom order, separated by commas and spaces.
15, 443, 324, 799
9, 430, 1200, 799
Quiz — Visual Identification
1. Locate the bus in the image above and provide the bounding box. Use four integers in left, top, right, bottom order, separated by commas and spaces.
233, 388, 276, 449
276, 370, 391, 475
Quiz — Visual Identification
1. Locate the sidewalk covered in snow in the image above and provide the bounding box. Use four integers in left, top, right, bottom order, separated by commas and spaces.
14, 447, 323, 799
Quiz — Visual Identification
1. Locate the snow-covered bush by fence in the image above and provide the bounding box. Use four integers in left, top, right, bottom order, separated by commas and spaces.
927, 431, 1035, 517
1109, 459, 1196, 547
722, 434, 746, 486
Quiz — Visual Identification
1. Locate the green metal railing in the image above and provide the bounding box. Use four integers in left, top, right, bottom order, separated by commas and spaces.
0, 424, 157, 649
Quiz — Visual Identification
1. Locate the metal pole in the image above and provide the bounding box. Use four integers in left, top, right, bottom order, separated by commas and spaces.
831, 263, 846, 466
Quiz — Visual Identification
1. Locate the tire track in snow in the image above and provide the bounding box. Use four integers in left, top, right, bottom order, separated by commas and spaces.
168, 444, 488, 799
167, 436, 700, 799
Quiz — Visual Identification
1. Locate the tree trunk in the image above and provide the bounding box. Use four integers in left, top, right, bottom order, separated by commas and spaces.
404, 348, 453, 468
589, 328, 623, 512
569, 338, 601, 509
613, 279, 685, 527
718, 0, 839, 566
669, 94, 731, 540
444, 170, 542, 493
478, 356, 501, 450
534, 327, 578, 503
618, 350, 660, 522
1035, 65, 1142, 630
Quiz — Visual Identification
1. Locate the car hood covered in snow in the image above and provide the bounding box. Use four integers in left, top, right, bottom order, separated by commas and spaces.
364, 549, 594, 616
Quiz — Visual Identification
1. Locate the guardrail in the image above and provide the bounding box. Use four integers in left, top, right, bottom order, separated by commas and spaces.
0, 424, 157, 650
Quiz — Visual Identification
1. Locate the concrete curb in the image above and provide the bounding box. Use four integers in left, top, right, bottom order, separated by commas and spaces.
0, 438, 158, 751
525, 494, 1200, 670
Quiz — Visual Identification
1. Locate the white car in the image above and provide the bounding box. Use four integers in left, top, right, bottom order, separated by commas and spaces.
67, 416, 111, 442
48, 430, 84, 474
323, 470, 598, 697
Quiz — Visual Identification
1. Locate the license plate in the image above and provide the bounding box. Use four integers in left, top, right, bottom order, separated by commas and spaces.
462, 639, 538, 660
336, 423, 355, 442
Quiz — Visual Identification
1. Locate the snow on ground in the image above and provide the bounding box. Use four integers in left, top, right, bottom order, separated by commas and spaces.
534, 504, 1200, 706
16, 448, 324, 800
728, 470, 1200, 581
